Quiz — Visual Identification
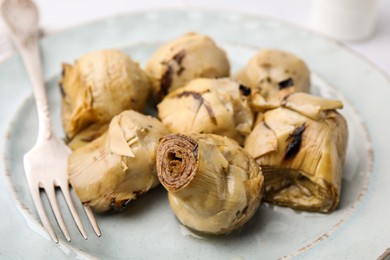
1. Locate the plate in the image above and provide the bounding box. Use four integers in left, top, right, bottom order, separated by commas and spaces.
1, 10, 390, 259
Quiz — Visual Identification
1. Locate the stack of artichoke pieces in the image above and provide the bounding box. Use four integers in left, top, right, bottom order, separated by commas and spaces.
157, 133, 264, 235
145, 32, 230, 100
68, 110, 169, 213
244, 91, 348, 213
60, 49, 151, 148
157, 78, 254, 144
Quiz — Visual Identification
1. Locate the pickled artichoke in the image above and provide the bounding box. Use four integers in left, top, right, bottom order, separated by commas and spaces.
68, 110, 169, 213
60, 49, 151, 140
145, 32, 230, 100
236, 48, 310, 98
157, 133, 264, 234
244, 91, 348, 213
158, 78, 254, 144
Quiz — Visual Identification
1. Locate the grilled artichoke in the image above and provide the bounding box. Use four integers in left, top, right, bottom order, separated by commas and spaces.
157, 133, 264, 235
244, 91, 348, 213
145, 32, 230, 100
235, 48, 310, 99
157, 78, 254, 144
60, 49, 151, 140
68, 110, 169, 213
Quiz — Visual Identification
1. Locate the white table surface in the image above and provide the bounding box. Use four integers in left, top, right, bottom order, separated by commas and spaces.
0, 0, 389, 259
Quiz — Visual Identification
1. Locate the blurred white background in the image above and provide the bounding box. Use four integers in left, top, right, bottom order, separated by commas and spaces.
0, 0, 389, 74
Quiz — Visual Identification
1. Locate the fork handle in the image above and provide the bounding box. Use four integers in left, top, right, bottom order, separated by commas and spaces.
11, 31, 53, 141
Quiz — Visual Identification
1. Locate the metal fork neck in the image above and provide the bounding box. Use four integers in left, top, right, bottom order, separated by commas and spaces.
17, 34, 53, 141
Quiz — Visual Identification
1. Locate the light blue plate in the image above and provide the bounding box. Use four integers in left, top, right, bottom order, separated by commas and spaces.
1, 10, 389, 259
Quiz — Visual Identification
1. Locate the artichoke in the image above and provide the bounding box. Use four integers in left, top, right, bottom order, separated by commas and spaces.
235, 48, 310, 99
68, 110, 169, 213
244, 91, 348, 213
145, 32, 230, 100
157, 78, 254, 144
67, 123, 108, 151
60, 49, 151, 141
157, 133, 264, 235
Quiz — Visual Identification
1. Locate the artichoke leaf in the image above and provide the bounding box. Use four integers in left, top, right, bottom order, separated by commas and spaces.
108, 114, 135, 157
283, 92, 344, 120
244, 122, 278, 159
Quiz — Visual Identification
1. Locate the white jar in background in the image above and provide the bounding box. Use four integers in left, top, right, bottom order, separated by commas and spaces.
311, 0, 379, 41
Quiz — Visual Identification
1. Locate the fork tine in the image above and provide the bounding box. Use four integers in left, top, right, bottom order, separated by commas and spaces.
28, 182, 59, 243
83, 204, 101, 237
60, 184, 88, 240
44, 184, 71, 241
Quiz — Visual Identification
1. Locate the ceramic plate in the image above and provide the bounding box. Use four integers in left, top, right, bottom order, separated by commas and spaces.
1, 10, 390, 259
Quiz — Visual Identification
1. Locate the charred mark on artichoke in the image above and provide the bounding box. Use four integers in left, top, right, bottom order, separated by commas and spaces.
173, 50, 186, 65
278, 78, 294, 89
61, 66, 66, 77
193, 143, 199, 158
263, 122, 271, 129
284, 124, 306, 160
59, 83, 66, 97
201, 105, 218, 125
133, 190, 146, 198
110, 191, 147, 211
281, 93, 292, 104
160, 63, 174, 97
160, 51, 187, 94
80, 136, 94, 142
176, 91, 218, 125
239, 84, 252, 96
110, 198, 125, 212
173, 50, 186, 76
261, 63, 271, 69
241, 206, 248, 216
80, 132, 102, 142
176, 91, 202, 101
177, 67, 185, 76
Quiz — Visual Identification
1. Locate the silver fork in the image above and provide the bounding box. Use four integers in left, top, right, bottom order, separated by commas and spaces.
1, 0, 101, 243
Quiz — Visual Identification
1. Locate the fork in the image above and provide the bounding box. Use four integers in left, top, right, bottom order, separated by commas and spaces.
1, 0, 101, 243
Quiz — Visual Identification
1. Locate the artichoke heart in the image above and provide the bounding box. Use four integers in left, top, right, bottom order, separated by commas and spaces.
60, 49, 151, 140
68, 110, 169, 213
145, 32, 230, 100
244, 92, 348, 213
158, 78, 254, 144
235, 48, 310, 100
157, 133, 264, 235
